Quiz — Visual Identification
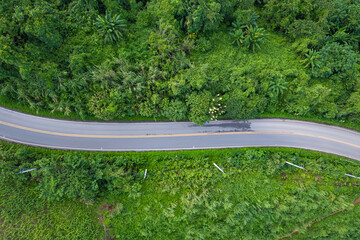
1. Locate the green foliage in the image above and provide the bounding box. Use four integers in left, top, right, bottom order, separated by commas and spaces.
98, 148, 360, 239
230, 21, 245, 46
0, 0, 359, 128
269, 75, 288, 98
1, 143, 360, 239
344, 91, 360, 117
139, 95, 160, 117
34, 155, 106, 201
147, 19, 179, 59
161, 98, 187, 121
0, 181, 103, 239
244, 25, 268, 52
88, 88, 125, 120
263, 0, 326, 32
233, 9, 259, 27
94, 10, 126, 44
288, 20, 325, 40
231, 24, 268, 51
311, 42, 358, 81
195, 36, 212, 52
287, 84, 337, 118
301, 49, 320, 69
186, 91, 212, 125
225, 76, 266, 120
23, 2, 64, 48
293, 205, 360, 239
176, 0, 223, 34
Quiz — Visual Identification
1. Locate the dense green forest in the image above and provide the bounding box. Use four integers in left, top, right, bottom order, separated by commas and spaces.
1, 0, 359, 125
1, 144, 360, 239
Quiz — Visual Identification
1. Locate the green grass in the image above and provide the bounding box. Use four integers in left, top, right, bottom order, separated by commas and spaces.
103, 170, 359, 239
291, 204, 360, 239
1, 139, 360, 166
0, 181, 103, 240
1, 143, 360, 239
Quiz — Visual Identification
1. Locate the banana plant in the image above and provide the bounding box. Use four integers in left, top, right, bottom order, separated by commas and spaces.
301, 49, 320, 69
268, 75, 288, 98
244, 25, 268, 52
94, 10, 126, 44
230, 22, 246, 46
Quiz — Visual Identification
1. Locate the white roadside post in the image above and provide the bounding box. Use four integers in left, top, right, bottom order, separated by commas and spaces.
285, 161, 306, 170
345, 173, 360, 179
213, 163, 225, 174
16, 168, 37, 174
143, 169, 147, 180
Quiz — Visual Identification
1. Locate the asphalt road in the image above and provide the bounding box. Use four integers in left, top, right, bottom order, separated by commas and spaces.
0, 106, 359, 161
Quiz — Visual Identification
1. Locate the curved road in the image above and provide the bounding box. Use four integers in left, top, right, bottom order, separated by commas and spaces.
0, 106, 359, 161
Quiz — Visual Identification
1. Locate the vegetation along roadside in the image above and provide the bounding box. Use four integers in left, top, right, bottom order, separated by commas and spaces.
1, 143, 360, 239
0, 0, 359, 128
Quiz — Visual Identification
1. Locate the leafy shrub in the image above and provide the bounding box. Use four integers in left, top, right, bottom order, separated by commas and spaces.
186, 91, 212, 125
288, 20, 325, 40
311, 42, 358, 82
301, 49, 320, 69
230, 21, 245, 46
161, 98, 187, 121
225, 77, 266, 120
34, 155, 106, 201
195, 37, 212, 52
88, 88, 125, 120
233, 9, 258, 30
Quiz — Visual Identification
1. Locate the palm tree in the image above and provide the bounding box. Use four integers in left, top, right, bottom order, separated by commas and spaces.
94, 10, 126, 44
269, 75, 287, 98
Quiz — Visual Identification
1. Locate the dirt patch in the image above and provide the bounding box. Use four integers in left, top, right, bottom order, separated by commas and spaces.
0, 218, 7, 235
281, 172, 288, 182
99, 202, 113, 213
98, 214, 105, 227
353, 195, 360, 205
314, 175, 322, 182
98, 202, 114, 240
334, 182, 360, 188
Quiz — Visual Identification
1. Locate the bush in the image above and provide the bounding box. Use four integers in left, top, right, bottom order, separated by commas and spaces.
186, 91, 212, 125
312, 42, 358, 82
161, 98, 187, 121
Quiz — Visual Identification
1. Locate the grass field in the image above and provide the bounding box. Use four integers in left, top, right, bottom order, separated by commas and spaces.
0, 182, 103, 240
1, 145, 360, 239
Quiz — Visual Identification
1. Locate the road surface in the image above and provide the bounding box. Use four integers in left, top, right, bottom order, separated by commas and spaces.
0, 106, 359, 161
